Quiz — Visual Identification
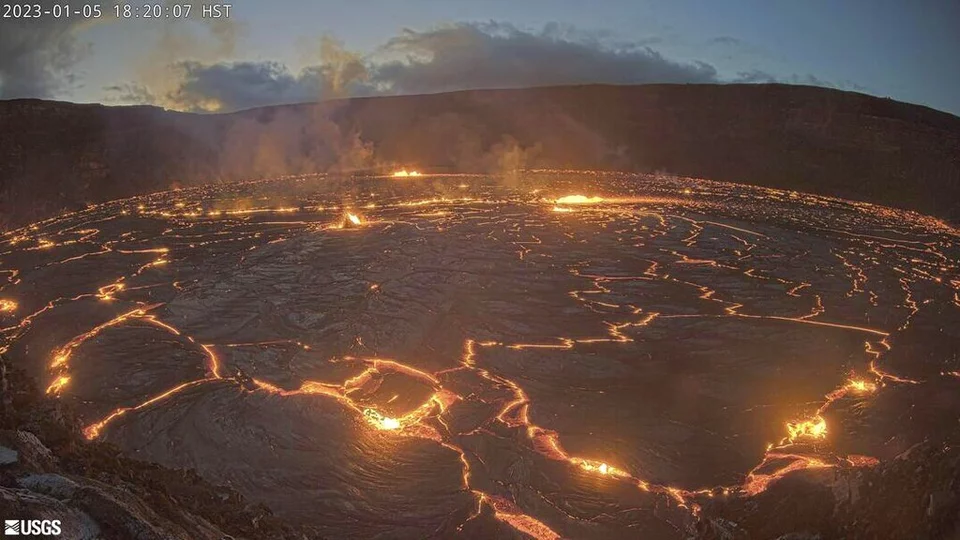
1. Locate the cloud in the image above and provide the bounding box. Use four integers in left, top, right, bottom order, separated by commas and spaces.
733, 70, 868, 92
102, 21, 859, 113
368, 22, 718, 95
114, 35, 370, 112
121, 15, 247, 110
0, 5, 246, 102
103, 82, 156, 105
733, 70, 779, 84
119, 22, 718, 112
0, 1, 92, 98
167, 61, 321, 112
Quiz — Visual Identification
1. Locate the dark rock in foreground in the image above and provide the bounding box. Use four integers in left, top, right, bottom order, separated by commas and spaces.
698, 440, 960, 539
4, 361, 958, 538
0, 353, 314, 540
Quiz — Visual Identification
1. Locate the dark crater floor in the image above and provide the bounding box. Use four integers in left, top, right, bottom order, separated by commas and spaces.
2, 171, 959, 539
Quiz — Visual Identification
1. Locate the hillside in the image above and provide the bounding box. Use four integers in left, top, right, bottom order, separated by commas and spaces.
1, 84, 958, 228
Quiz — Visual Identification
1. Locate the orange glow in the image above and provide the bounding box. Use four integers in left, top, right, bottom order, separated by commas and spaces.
571, 458, 629, 478
83, 380, 208, 439
363, 408, 402, 430
744, 452, 832, 495
485, 495, 561, 540
298, 380, 347, 398
16, 173, 951, 535
97, 282, 125, 301
46, 306, 152, 392
845, 378, 878, 393
786, 415, 827, 443
251, 378, 285, 394
45, 375, 70, 394
555, 195, 604, 204
142, 315, 183, 336
845, 454, 881, 467
824, 376, 880, 403
220, 207, 298, 216
200, 343, 222, 379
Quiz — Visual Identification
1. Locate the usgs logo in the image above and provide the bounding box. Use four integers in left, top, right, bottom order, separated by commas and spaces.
4, 519, 61, 536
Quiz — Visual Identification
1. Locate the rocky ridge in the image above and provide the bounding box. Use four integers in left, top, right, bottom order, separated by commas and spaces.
2, 83, 958, 230
0, 353, 316, 540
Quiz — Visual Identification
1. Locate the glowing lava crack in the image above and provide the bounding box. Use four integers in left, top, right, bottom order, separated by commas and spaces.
2, 171, 958, 539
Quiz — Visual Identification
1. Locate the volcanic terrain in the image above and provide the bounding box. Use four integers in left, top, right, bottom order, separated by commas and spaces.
2, 171, 959, 538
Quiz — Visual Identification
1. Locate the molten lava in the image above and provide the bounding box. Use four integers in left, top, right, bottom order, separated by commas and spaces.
845, 378, 878, 393
46, 375, 70, 394
555, 195, 604, 204
571, 458, 628, 478
6, 172, 953, 538
363, 409, 402, 430
786, 415, 827, 443
335, 211, 365, 229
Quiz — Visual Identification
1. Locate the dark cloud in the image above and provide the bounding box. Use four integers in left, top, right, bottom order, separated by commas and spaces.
130, 36, 371, 112
168, 61, 322, 112
0, 1, 91, 98
369, 22, 718, 95
129, 22, 718, 112
101, 21, 856, 113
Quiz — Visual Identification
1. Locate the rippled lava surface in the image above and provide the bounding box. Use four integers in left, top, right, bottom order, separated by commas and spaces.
2, 172, 959, 539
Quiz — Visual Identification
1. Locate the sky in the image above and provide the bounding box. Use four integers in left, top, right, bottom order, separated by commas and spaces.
2, 0, 958, 115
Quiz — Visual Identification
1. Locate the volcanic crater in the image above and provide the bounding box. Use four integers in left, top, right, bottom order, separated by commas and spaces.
2, 171, 959, 538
